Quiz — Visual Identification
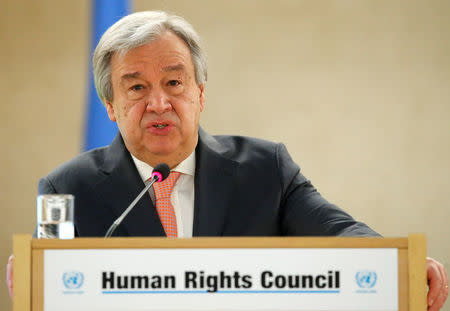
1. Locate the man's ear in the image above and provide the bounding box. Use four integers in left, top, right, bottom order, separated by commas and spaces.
104, 100, 117, 122
198, 84, 205, 112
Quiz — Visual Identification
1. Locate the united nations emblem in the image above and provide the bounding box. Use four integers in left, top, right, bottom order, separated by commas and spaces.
63, 271, 84, 289
355, 270, 377, 289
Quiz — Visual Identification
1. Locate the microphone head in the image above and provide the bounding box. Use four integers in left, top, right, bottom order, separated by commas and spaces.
151, 163, 170, 182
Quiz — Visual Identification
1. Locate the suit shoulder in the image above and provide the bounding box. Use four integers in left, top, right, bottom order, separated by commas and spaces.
42, 146, 108, 191
212, 134, 280, 163
213, 134, 278, 147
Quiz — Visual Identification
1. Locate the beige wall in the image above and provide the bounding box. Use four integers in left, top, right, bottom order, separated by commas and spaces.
1, 1, 449, 310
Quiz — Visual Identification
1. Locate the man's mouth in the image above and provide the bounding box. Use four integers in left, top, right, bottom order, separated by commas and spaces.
153, 124, 168, 129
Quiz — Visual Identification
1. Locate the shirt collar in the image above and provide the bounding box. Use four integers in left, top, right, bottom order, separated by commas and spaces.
131, 151, 196, 182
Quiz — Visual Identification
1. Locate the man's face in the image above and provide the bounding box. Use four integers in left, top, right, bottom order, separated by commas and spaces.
104, 31, 205, 168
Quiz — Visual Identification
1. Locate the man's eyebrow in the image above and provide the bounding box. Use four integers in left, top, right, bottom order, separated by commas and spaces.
120, 72, 141, 81
162, 64, 185, 72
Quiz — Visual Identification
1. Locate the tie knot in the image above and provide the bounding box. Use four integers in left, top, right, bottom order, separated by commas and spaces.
153, 171, 181, 200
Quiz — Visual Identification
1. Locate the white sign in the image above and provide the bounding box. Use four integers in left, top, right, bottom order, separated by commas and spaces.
44, 248, 398, 311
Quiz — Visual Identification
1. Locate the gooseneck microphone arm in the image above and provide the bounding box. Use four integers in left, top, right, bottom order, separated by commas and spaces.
104, 163, 170, 238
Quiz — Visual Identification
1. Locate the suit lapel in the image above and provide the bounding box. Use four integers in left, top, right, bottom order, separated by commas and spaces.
193, 128, 239, 236
95, 134, 165, 237
95, 129, 238, 237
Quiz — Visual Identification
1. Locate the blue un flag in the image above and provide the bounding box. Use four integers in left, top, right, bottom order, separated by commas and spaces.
84, 0, 132, 151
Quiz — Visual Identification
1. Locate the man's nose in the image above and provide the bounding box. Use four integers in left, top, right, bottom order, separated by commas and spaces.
145, 91, 172, 114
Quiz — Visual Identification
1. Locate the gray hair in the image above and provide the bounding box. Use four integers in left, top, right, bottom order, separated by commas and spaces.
93, 11, 207, 102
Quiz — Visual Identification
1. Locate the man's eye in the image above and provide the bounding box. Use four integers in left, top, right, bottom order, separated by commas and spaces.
131, 84, 144, 91
167, 80, 180, 86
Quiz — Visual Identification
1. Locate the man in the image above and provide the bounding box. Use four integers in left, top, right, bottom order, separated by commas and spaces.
6, 11, 448, 309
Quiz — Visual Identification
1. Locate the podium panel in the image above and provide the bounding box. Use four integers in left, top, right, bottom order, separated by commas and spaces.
13, 235, 427, 311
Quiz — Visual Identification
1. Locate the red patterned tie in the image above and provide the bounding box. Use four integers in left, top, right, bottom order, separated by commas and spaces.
152, 171, 180, 237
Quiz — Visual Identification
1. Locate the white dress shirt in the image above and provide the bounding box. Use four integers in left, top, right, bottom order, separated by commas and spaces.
131, 152, 195, 238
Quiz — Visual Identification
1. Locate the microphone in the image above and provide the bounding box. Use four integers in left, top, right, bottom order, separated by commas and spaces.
104, 163, 170, 238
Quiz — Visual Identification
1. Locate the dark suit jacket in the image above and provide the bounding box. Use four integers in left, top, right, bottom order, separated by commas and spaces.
38, 128, 379, 237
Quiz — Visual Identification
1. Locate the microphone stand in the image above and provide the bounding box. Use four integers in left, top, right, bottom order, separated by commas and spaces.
104, 175, 159, 238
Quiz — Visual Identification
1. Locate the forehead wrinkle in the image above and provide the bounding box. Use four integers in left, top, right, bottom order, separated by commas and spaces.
162, 64, 186, 73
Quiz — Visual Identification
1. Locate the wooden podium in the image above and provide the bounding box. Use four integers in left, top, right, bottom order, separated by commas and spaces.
13, 234, 427, 311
